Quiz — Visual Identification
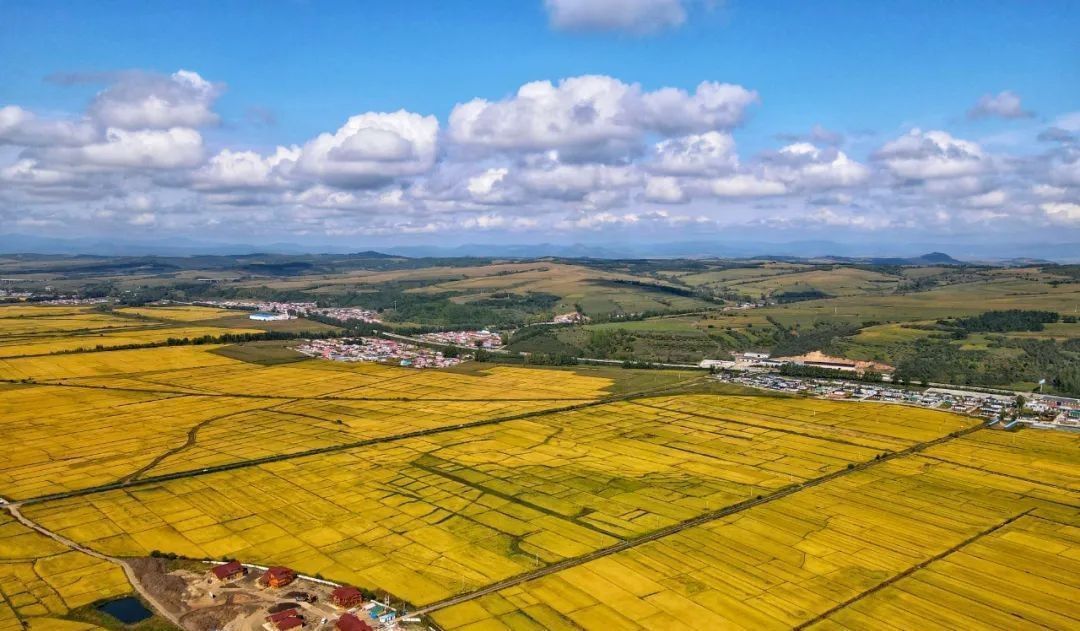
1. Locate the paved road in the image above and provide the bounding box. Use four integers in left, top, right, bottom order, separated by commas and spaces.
4, 504, 185, 630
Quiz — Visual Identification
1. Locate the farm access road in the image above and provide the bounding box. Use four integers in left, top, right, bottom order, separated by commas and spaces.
12, 372, 714, 507
409, 419, 993, 618
2, 502, 185, 629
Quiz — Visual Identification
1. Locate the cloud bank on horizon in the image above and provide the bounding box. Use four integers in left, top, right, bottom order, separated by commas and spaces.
0, 0, 1077, 246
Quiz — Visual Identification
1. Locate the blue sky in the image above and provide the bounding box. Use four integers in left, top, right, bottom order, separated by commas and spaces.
1, 0, 1078, 251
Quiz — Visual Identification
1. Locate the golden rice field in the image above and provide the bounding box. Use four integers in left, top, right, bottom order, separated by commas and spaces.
0, 348, 611, 500
430, 440, 1079, 631
0, 344, 239, 381
3, 305, 1078, 630
19, 390, 982, 606
115, 305, 238, 322
0, 514, 130, 631
804, 511, 1080, 630
0, 327, 267, 358
0, 303, 269, 356
0, 303, 262, 358
0, 313, 145, 337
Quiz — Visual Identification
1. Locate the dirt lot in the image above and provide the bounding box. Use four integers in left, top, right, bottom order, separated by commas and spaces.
129, 559, 405, 631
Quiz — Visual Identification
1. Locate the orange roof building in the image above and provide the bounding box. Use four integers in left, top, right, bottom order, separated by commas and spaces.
211, 560, 245, 582
330, 586, 364, 609
774, 351, 894, 374
335, 613, 373, 631
267, 608, 304, 631
260, 566, 297, 588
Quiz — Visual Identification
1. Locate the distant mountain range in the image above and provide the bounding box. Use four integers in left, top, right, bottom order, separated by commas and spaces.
805, 252, 963, 266
0, 233, 1076, 263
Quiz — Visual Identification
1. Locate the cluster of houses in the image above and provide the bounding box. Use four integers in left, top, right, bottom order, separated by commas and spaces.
296, 338, 462, 368
209, 562, 393, 631
11, 296, 112, 305
1023, 395, 1080, 427
713, 371, 1080, 430
716, 371, 1023, 416
198, 299, 318, 314
0, 288, 33, 300
309, 307, 383, 324
415, 329, 503, 348
196, 300, 382, 324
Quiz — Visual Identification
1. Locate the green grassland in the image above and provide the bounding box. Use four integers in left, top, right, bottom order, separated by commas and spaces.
209, 340, 312, 365
721, 266, 901, 298
666, 263, 810, 287
543, 267, 1080, 393
4, 255, 1078, 391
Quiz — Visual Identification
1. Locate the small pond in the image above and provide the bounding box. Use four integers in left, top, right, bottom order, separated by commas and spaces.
96, 597, 153, 624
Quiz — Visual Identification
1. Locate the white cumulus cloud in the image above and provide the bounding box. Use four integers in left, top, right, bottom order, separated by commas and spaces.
193, 146, 300, 190
707, 174, 787, 197
45, 127, 204, 170
519, 162, 640, 200
765, 143, 869, 189
649, 131, 737, 175
877, 129, 991, 180
644, 176, 687, 203
89, 70, 222, 130
1041, 202, 1080, 224
448, 75, 756, 157
295, 110, 438, 188
0, 106, 97, 146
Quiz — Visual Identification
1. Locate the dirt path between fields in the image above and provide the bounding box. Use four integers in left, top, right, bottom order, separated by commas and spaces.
793, 508, 1034, 629
14, 374, 712, 507
409, 421, 989, 618
2, 503, 185, 630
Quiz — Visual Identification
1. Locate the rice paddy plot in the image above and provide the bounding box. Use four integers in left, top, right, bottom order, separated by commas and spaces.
0, 384, 599, 500
921, 428, 1080, 491
640, 395, 975, 450
0, 515, 131, 629
19, 395, 974, 607
0, 393, 286, 499
430, 445, 1079, 631
0, 326, 266, 358
115, 306, 238, 322
804, 511, 1080, 630
0, 346, 616, 500
0, 306, 99, 318
27, 350, 613, 401
137, 398, 595, 479
0, 345, 241, 381
0, 314, 145, 337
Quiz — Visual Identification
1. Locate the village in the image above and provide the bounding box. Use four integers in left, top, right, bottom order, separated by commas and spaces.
414, 330, 503, 348
295, 337, 463, 368
196, 300, 383, 324
713, 371, 1080, 431
145, 559, 420, 631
